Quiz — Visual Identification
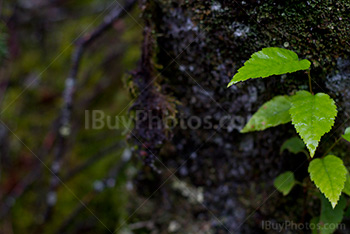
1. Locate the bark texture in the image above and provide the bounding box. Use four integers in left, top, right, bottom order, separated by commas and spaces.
132, 0, 350, 233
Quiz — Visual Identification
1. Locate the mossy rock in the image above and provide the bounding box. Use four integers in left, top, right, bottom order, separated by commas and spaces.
139, 0, 350, 232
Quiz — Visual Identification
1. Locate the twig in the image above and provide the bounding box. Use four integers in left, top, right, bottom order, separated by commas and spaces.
0, 47, 126, 220
44, 0, 137, 222
307, 69, 313, 94
322, 136, 342, 157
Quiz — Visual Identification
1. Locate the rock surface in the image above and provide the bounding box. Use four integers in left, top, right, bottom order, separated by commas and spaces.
134, 0, 350, 233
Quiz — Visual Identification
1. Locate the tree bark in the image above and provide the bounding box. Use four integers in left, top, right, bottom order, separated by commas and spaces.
133, 0, 350, 233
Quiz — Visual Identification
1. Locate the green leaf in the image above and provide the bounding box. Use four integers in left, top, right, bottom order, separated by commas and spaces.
289, 91, 337, 157
241, 96, 291, 133
342, 174, 350, 196
273, 171, 295, 196
308, 155, 347, 208
310, 216, 320, 234
342, 127, 350, 142
227, 47, 311, 86
280, 136, 306, 154
319, 194, 346, 234
344, 206, 350, 218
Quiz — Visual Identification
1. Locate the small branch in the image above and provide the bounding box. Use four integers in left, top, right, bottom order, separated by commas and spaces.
307, 69, 313, 94
322, 137, 342, 157
301, 183, 308, 223
44, 0, 137, 222
61, 0, 138, 131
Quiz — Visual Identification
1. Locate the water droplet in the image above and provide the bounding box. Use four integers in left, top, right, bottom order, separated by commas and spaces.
93, 180, 104, 192
168, 221, 181, 232
59, 125, 71, 137
211, 2, 222, 11
46, 192, 57, 205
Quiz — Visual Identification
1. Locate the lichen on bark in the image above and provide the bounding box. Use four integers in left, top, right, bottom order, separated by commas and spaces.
132, 0, 350, 232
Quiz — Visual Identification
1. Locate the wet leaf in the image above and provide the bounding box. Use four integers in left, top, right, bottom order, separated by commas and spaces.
310, 216, 320, 234
280, 136, 306, 155
319, 194, 346, 234
342, 174, 350, 196
228, 47, 311, 86
274, 171, 295, 196
342, 127, 350, 142
241, 95, 291, 133
309, 155, 347, 208
289, 91, 337, 157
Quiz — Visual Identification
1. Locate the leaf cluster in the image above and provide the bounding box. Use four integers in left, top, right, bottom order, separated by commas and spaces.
228, 47, 350, 232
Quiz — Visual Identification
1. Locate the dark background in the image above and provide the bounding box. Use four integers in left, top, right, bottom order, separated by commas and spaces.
1, 0, 350, 233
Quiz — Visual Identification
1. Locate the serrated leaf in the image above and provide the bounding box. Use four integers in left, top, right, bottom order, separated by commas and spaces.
342, 127, 350, 142
241, 96, 291, 133
308, 155, 347, 208
289, 91, 337, 157
273, 171, 295, 196
280, 136, 306, 154
319, 194, 346, 234
342, 174, 350, 196
228, 47, 311, 86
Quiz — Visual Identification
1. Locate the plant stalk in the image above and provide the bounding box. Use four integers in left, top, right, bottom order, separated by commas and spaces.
322, 137, 342, 157
308, 69, 313, 94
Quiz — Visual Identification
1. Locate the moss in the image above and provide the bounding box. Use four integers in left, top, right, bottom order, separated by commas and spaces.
138, 0, 350, 232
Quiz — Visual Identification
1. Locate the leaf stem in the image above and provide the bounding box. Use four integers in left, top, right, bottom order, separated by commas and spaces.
302, 150, 310, 161
308, 69, 313, 94
322, 137, 342, 157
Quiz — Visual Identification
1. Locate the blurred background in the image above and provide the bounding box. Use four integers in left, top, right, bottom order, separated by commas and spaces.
0, 0, 148, 233
1, 0, 350, 233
